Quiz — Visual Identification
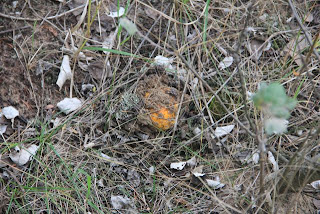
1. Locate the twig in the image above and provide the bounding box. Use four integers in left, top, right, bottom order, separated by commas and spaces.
0, 1, 96, 21
288, 0, 320, 62
0, 26, 31, 35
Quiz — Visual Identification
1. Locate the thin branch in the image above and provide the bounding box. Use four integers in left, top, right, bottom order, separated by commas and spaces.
288, 0, 320, 62
0, 1, 96, 21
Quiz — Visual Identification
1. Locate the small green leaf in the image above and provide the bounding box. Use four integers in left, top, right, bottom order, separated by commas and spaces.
253, 83, 297, 119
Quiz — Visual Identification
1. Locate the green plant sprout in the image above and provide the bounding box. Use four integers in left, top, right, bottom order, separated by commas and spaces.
253, 83, 297, 135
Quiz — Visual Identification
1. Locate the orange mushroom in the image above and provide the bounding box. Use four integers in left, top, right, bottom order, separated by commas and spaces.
144, 88, 179, 130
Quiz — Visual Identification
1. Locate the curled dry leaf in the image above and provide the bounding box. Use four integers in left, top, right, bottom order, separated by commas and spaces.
57, 98, 82, 114
56, 55, 72, 90
267, 151, 279, 171
2, 106, 19, 120
9, 145, 39, 166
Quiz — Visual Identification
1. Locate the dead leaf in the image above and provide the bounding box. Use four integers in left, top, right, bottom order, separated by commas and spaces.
2, 106, 19, 120
170, 161, 186, 170
57, 98, 82, 114
145, 7, 158, 20
282, 35, 309, 67
0, 125, 7, 135
246, 38, 270, 61
206, 176, 225, 189
108, 7, 125, 18
304, 12, 314, 23
211, 125, 234, 139
192, 165, 205, 177
127, 169, 140, 187
56, 55, 72, 90
9, 145, 39, 166
267, 151, 279, 171
313, 198, 320, 209
218, 56, 233, 69
110, 195, 137, 212
310, 180, 320, 189
67, 0, 86, 17
42, 24, 58, 37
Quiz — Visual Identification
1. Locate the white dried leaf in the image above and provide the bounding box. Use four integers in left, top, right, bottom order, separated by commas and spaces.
170, 161, 186, 170
2, 106, 19, 119
102, 31, 117, 54
206, 177, 225, 189
9, 144, 39, 166
263, 41, 272, 51
149, 166, 155, 175
84, 142, 95, 148
111, 195, 136, 210
211, 125, 235, 139
245, 26, 256, 33
247, 91, 254, 100
108, 7, 125, 18
0, 125, 7, 134
305, 12, 314, 23
186, 156, 197, 167
252, 152, 260, 164
192, 165, 205, 177
193, 172, 205, 177
57, 98, 82, 114
310, 180, 320, 189
218, 56, 233, 69
286, 17, 293, 23
191, 77, 199, 90
100, 153, 113, 160
259, 14, 268, 22
264, 118, 288, 135
1, 171, 9, 179
246, 39, 265, 61
267, 151, 279, 171
154, 55, 173, 67
193, 127, 201, 135
12, 1, 18, 8
56, 55, 72, 89
98, 178, 105, 187
119, 18, 137, 35
51, 118, 61, 127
